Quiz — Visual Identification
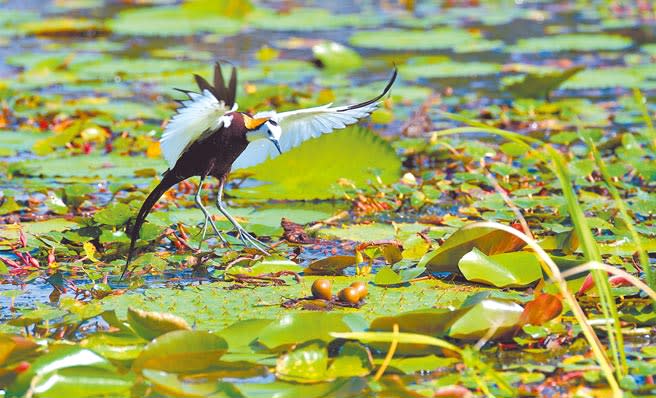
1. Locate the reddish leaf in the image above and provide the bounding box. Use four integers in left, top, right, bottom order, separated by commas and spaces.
519, 293, 563, 326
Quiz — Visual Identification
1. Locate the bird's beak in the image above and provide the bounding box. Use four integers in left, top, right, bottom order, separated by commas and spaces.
271, 139, 282, 155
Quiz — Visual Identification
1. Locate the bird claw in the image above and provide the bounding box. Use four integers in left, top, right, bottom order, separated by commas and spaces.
235, 228, 271, 255
197, 215, 228, 250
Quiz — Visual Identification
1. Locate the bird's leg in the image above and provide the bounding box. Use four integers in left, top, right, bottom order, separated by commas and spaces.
197, 215, 209, 250
194, 177, 227, 248
215, 182, 270, 254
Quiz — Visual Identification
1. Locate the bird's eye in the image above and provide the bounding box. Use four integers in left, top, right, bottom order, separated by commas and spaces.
269, 120, 278, 126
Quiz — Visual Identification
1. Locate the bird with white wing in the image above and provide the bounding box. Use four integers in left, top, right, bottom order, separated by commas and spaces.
123, 62, 397, 277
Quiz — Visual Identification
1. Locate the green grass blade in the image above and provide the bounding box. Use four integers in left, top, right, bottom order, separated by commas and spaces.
583, 135, 653, 288
546, 146, 627, 377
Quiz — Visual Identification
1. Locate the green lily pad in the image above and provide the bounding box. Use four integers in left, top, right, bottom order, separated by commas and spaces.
457, 248, 542, 288
132, 330, 228, 373
127, 307, 191, 341
508, 34, 632, 53
28, 366, 134, 398
256, 313, 361, 350
276, 340, 329, 383
17, 17, 106, 36
401, 61, 501, 79
448, 297, 524, 341
12, 155, 166, 178
349, 28, 492, 51
419, 225, 526, 272
93, 202, 132, 226
110, 4, 244, 36
247, 7, 383, 31
7, 346, 116, 397
232, 126, 401, 200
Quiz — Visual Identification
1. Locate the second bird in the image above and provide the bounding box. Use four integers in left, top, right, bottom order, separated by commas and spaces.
124, 63, 397, 277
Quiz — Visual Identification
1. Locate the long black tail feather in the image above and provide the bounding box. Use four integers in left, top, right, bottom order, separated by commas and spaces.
122, 171, 183, 279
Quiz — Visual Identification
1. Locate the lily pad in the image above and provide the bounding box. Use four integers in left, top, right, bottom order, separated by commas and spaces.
457, 248, 542, 288
127, 307, 191, 340
247, 7, 383, 31
110, 4, 244, 36
232, 127, 401, 200
400, 61, 501, 79
349, 28, 493, 51
132, 330, 228, 373
12, 155, 166, 178
508, 34, 632, 53
257, 313, 361, 350
419, 225, 526, 272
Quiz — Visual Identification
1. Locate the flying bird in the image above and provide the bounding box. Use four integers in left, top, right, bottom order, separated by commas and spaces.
124, 62, 397, 277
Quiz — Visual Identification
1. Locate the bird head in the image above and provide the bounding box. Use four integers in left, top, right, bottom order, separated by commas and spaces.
244, 116, 282, 154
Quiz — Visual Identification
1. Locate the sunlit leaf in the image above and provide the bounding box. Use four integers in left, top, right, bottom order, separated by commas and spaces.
127, 307, 191, 341
457, 248, 542, 288
232, 127, 401, 200
419, 225, 526, 272
132, 330, 228, 373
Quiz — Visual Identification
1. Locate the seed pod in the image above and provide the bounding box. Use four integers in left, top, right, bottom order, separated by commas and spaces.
349, 281, 368, 300
338, 287, 360, 304
311, 279, 332, 300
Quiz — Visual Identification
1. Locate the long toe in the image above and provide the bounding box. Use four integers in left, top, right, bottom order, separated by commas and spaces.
237, 229, 270, 255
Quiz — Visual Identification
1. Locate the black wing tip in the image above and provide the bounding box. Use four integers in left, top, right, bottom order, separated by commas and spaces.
338, 67, 398, 112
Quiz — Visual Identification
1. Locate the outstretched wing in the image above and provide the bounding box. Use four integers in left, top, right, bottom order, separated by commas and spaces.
160, 63, 238, 169
231, 68, 397, 171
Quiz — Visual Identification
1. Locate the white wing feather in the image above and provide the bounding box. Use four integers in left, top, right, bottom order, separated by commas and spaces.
160, 89, 230, 168
231, 101, 380, 170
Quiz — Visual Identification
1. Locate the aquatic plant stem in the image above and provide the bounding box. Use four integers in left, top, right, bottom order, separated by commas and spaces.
373, 323, 399, 381
632, 88, 656, 152
547, 147, 627, 378
583, 135, 653, 289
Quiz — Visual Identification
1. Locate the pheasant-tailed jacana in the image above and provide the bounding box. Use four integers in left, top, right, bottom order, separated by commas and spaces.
123, 63, 397, 277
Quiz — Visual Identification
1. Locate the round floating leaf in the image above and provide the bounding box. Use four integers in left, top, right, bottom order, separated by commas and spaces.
29, 366, 134, 398
133, 330, 228, 373
93, 202, 132, 226
562, 66, 644, 89
12, 154, 166, 178
143, 369, 239, 397
370, 308, 461, 355
457, 248, 542, 288
419, 225, 526, 272
127, 307, 191, 341
508, 34, 632, 53
218, 319, 273, 353
257, 313, 355, 350
349, 28, 484, 51
276, 340, 329, 383
247, 7, 383, 31
400, 61, 501, 79
81, 333, 145, 361
7, 346, 115, 397
110, 5, 244, 36
448, 298, 524, 341
17, 17, 106, 36
232, 126, 401, 200
327, 342, 372, 378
